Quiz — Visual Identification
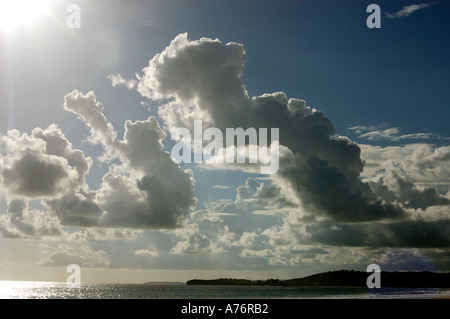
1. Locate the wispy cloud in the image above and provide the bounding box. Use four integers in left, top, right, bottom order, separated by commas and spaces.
385, 3, 437, 19
348, 125, 446, 141
212, 185, 231, 190
134, 249, 159, 257
108, 73, 137, 90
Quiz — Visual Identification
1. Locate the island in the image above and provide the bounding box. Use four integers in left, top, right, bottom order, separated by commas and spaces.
186, 270, 450, 288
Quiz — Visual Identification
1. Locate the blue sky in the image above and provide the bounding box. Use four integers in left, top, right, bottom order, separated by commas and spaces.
0, 0, 449, 283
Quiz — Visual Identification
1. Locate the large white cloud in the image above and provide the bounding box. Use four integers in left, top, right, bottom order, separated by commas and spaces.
64, 32, 450, 272
0, 88, 197, 232
131, 33, 418, 223
0, 127, 80, 198
117, 34, 450, 273
63, 90, 196, 229
360, 143, 450, 189
2, 32, 449, 274
0, 124, 97, 234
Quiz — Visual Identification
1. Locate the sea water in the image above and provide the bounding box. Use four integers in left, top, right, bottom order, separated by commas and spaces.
0, 281, 449, 299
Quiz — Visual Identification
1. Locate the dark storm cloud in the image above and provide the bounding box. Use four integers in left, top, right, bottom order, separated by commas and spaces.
2, 151, 70, 197
306, 219, 450, 248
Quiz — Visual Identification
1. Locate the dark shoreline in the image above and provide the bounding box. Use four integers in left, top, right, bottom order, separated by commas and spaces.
186, 270, 450, 288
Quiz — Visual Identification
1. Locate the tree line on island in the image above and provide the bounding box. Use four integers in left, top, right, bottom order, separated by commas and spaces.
186, 270, 450, 288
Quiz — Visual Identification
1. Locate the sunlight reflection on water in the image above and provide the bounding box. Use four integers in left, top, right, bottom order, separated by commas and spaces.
1, 281, 449, 299
0, 281, 61, 299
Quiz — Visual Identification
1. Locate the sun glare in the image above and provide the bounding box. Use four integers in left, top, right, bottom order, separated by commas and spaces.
0, 0, 50, 31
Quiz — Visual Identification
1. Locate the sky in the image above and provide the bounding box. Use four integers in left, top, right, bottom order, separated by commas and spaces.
0, 0, 449, 283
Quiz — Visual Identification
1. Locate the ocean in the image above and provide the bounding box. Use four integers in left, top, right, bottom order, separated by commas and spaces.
0, 281, 449, 299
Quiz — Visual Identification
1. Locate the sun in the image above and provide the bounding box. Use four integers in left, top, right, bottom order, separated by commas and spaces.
0, 0, 51, 31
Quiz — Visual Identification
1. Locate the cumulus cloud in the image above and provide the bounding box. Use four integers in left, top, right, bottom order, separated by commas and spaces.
63, 90, 197, 229
171, 223, 216, 254
0, 124, 99, 233
41, 250, 110, 268
0, 127, 80, 198
0, 199, 61, 238
132, 33, 410, 224
210, 178, 289, 241
108, 73, 137, 90
370, 171, 449, 210
233, 177, 296, 212
63, 90, 117, 155
48, 34, 450, 270
240, 248, 275, 258
137, 33, 249, 129
359, 143, 450, 198
0, 87, 197, 234
238, 231, 258, 248
45, 192, 102, 227
2, 32, 448, 274
107, 33, 448, 273
30, 125, 102, 227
